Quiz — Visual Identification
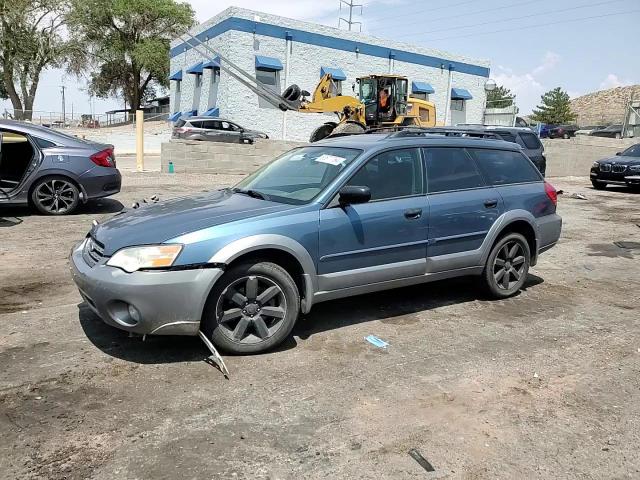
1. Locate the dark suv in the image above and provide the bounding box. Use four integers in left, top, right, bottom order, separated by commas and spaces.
450, 126, 546, 175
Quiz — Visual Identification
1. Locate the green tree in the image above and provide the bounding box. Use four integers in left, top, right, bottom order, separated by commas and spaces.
68, 0, 195, 111
530, 87, 576, 124
0, 0, 75, 120
486, 85, 514, 108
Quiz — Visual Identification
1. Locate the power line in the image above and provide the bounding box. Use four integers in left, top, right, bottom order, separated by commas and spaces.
391, 0, 625, 40
369, 0, 478, 24
369, 0, 540, 33
422, 8, 639, 42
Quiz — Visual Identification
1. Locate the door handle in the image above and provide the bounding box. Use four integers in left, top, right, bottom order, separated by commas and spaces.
404, 208, 422, 219
484, 199, 498, 209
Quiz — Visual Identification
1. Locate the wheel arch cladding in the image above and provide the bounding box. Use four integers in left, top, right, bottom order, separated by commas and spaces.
208, 234, 318, 304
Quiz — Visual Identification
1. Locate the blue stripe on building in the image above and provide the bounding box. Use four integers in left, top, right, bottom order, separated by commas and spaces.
171, 17, 490, 78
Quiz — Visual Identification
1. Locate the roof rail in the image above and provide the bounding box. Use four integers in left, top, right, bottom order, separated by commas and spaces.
387, 126, 501, 139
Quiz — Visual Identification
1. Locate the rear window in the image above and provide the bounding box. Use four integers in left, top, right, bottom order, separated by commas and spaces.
423, 147, 485, 193
495, 132, 516, 143
469, 148, 541, 185
519, 132, 542, 149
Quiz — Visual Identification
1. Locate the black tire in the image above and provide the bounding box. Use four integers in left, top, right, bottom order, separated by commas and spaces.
202, 261, 300, 354
309, 122, 337, 142
283, 84, 301, 102
591, 180, 606, 190
563, 133, 569, 139
330, 120, 367, 137
31, 176, 80, 215
483, 233, 531, 299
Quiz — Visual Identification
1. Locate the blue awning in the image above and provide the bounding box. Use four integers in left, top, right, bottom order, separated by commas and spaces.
169, 70, 182, 81
255, 55, 283, 71
168, 111, 181, 122
320, 66, 346, 81
186, 62, 203, 75
183, 109, 197, 117
451, 88, 473, 100
203, 57, 220, 69
412, 81, 434, 94
202, 107, 219, 117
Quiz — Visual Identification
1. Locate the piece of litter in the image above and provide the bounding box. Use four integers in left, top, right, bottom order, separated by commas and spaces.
198, 330, 229, 378
568, 192, 588, 200
408, 448, 435, 472
614, 241, 640, 250
556, 190, 564, 195
533, 372, 539, 378
35, 396, 42, 400
365, 335, 389, 348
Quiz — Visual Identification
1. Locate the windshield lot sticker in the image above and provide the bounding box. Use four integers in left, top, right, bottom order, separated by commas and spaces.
315, 154, 346, 166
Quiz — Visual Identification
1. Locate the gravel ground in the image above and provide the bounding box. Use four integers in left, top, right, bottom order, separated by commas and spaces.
0, 173, 639, 480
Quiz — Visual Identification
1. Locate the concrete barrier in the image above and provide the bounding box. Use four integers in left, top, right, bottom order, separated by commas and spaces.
543, 136, 637, 177
161, 138, 305, 174
161, 136, 639, 178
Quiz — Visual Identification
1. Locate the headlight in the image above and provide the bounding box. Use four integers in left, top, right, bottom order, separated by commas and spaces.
107, 244, 183, 273
629, 165, 640, 172
592, 161, 600, 169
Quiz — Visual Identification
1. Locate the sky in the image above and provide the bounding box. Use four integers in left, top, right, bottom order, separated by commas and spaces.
3, 0, 638, 116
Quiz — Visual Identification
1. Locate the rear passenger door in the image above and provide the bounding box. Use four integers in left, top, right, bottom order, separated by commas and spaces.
467, 148, 551, 217
201, 120, 225, 142
423, 147, 504, 272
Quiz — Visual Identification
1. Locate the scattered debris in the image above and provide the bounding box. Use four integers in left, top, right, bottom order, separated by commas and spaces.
198, 330, 229, 378
0, 217, 22, 228
568, 192, 588, 200
365, 335, 389, 348
408, 448, 435, 472
132, 195, 160, 209
614, 241, 640, 250
533, 372, 539, 379
556, 190, 564, 195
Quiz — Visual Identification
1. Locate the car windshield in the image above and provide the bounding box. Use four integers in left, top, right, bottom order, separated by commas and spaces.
621, 144, 640, 157
233, 146, 362, 205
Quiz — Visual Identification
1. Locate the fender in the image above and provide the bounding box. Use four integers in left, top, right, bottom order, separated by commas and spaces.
209, 234, 319, 312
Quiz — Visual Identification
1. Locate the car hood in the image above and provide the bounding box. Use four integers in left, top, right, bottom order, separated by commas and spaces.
598, 155, 640, 166
92, 189, 297, 255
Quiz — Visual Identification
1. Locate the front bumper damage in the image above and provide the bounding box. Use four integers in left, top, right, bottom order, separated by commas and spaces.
69, 240, 224, 336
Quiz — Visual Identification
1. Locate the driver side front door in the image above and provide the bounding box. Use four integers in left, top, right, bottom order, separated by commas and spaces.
318, 148, 429, 292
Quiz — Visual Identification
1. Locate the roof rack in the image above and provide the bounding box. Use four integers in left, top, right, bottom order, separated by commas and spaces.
386, 126, 501, 139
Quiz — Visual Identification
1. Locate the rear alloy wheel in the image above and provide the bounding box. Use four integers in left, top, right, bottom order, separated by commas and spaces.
203, 262, 300, 354
591, 180, 607, 190
483, 233, 530, 298
31, 177, 80, 215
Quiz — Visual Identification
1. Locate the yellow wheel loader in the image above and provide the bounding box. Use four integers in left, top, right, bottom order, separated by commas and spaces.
179, 33, 437, 142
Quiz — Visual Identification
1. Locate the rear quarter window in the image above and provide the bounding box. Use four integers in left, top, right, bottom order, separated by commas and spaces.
468, 148, 541, 185
174, 119, 186, 127
519, 132, 542, 149
33, 137, 57, 149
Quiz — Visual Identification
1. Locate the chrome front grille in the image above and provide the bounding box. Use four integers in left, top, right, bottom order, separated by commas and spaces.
600, 163, 611, 172
612, 164, 627, 173
83, 236, 105, 266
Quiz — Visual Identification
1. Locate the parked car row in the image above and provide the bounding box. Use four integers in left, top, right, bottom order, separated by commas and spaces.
538, 123, 624, 139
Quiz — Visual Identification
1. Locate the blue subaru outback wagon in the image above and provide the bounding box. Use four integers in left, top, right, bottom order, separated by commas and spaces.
70, 132, 562, 354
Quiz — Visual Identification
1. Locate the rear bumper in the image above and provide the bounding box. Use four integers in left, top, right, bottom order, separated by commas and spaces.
69, 241, 223, 336
536, 213, 562, 253
79, 168, 121, 200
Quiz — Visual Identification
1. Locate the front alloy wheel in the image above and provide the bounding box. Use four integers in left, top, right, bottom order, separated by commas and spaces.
483, 233, 530, 298
203, 262, 300, 354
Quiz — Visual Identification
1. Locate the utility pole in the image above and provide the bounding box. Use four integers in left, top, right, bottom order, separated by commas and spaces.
338, 0, 363, 32
60, 85, 66, 126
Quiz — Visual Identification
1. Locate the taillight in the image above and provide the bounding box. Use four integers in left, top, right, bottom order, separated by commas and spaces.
90, 148, 115, 168
544, 181, 557, 206
175, 127, 192, 134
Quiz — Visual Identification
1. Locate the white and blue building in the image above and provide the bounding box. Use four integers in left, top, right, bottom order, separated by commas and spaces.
169, 7, 491, 142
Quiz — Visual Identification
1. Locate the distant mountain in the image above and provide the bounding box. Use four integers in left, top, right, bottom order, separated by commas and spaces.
570, 85, 640, 126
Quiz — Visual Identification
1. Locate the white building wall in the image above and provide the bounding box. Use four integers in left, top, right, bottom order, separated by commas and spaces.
170, 7, 490, 142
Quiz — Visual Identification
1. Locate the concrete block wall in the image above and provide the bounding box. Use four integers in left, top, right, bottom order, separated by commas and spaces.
161, 139, 305, 174
169, 7, 490, 142
543, 137, 637, 177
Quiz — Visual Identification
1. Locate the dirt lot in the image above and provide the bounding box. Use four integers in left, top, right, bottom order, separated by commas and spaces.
1, 174, 639, 479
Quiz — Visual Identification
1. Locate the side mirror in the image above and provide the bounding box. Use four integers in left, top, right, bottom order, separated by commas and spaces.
615, 151, 621, 156
239, 128, 245, 133
339, 185, 371, 205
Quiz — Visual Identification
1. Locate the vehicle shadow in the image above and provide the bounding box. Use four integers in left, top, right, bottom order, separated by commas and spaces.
0, 198, 124, 218
79, 274, 544, 363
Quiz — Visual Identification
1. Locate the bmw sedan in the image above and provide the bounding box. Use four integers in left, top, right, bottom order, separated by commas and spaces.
0, 120, 121, 215
590, 143, 640, 190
